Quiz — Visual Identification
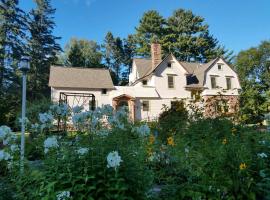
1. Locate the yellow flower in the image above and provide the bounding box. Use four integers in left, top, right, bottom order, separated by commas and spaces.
147, 147, 153, 156
167, 136, 175, 146
222, 138, 227, 145
231, 127, 237, 136
149, 134, 155, 145
239, 163, 247, 170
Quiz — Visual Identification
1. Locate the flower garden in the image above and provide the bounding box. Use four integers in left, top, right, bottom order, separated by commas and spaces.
1, 102, 270, 200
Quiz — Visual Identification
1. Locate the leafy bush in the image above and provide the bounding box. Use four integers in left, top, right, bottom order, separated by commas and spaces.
156, 118, 270, 199
158, 100, 188, 140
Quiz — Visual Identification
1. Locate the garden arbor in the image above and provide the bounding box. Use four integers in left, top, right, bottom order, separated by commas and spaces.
58, 92, 96, 131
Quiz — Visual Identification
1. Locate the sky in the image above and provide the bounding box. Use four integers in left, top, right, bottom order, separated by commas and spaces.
20, 0, 270, 55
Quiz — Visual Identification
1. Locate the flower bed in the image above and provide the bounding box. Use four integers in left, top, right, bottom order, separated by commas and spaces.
1, 104, 270, 199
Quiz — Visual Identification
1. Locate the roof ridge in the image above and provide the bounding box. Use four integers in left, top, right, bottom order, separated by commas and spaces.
51, 65, 109, 70
133, 57, 151, 60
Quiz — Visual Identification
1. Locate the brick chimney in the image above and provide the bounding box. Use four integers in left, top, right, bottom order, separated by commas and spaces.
151, 43, 162, 70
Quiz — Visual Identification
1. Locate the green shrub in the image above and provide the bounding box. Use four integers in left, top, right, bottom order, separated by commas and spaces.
158, 100, 188, 140
157, 118, 270, 199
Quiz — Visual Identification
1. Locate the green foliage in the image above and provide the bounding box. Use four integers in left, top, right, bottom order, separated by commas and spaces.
135, 10, 166, 57
0, 0, 27, 126
102, 32, 127, 84
158, 100, 188, 140
12, 118, 153, 199
27, 0, 62, 100
63, 38, 103, 68
15, 97, 51, 130
154, 118, 270, 199
235, 40, 270, 124
134, 9, 233, 62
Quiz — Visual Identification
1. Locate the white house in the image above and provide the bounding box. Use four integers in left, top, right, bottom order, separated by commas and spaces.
49, 43, 241, 121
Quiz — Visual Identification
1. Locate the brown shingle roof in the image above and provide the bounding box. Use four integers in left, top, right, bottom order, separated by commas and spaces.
133, 58, 152, 78
132, 55, 218, 87
49, 66, 114, 89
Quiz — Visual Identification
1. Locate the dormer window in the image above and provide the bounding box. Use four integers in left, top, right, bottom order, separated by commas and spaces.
143, 80, 147, 85
218, 64, 223, 70
167, 62, 172, 68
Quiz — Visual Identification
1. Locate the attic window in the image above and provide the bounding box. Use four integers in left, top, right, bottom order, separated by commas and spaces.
167, 62, 172, 68
101, 89, 107, 95
142, 80, 147, 85
218, 64, 223, 70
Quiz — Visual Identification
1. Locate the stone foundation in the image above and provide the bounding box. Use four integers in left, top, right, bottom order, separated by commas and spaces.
203, 95, 239, 118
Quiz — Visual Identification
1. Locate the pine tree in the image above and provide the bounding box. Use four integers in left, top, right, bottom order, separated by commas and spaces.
103, 32, 125, 84
67, 40, 85, 67
123, 34, 137, 74
0, 0, 27, 92
103, 32, 115, 69
0, 0, 27, 126
135, 10, 165, 56
134, 9, 233, 62
27, 0, 61, 99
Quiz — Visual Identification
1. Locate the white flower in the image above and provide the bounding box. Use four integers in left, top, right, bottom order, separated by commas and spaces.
76, 147, 89, 156
0, 150, 12, 161
259, 140, 266, 145
96, 129, 109, 137
31, 123, 39, 132
72, 112, 90, 125
134, 124, 150, 136
0, 126, 12, 139
56, 191, 70, 200
107, 151, 122, 169
257, 152, 268, 158
72, 105, 83, 114
19, 117, 29, 124
185, 147, 189, 154
10, 144, 19, 152
44, 136, 59, 154
50, 103, 69, 117
39, 112, 54, 124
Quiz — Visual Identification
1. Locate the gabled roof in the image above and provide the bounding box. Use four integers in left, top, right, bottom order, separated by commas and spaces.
131, 54, 173, 85
49, 66, 114, 89
182, 58, 219, 87
133, 58, 152, 78
131, 54, 219, 87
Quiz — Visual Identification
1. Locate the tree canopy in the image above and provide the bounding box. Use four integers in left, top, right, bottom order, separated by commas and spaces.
63, 38, 103, 68
27, 0, 62, 99
135, 9, 233, 62
235, 40, 270, 123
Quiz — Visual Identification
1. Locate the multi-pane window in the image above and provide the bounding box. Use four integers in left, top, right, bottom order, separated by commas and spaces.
211, 76, 217, 89
168, 75, 174, 89
142, 101, 149, 111
226, 77, 232, 90
215, 100, 229, 113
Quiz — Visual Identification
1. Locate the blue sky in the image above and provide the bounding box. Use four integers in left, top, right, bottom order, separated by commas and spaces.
20, 0, 270, 54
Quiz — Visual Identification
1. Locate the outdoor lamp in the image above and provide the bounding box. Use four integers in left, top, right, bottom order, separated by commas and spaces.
19, 56, 30, 173
19, 57, 30, 73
